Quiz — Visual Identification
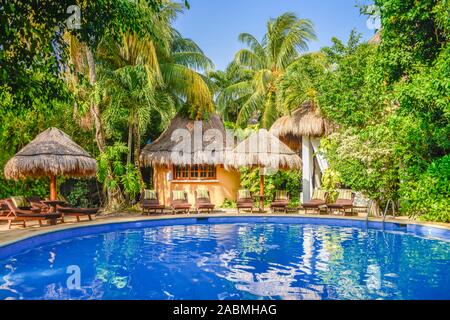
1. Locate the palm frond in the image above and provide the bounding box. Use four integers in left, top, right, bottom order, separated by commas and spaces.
234, 49, 264, 70
236, 91, 265, 126
171, 51, 214, 71
276, 19, 316, 70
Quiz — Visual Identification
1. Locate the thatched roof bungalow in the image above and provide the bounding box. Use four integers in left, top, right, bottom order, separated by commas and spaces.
140, 114, 240, 206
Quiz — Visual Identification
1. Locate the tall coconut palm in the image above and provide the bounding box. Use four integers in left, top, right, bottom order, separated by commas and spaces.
158, 29, 215, 120
217, 12, 316, 128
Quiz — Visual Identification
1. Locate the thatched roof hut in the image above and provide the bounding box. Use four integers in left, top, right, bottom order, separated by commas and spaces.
4, 127, 97, 180
227, 129, 301, 170
140, 114, 229, 167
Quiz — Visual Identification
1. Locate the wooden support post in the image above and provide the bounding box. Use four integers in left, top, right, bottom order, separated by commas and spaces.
259, 173, 264, 212
302, 135, 313, 203
50, 175, 57, 201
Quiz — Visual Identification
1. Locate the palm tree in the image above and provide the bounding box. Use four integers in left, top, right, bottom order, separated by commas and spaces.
209, 62, 253, 122
158, 29, 215, 120
217, 12, 316, 128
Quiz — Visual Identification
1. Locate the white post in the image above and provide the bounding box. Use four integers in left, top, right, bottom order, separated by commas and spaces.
311, 138, 329, 173
302, 135, 314, 203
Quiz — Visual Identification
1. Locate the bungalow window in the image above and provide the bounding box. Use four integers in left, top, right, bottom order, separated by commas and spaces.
173, 165, 217, 180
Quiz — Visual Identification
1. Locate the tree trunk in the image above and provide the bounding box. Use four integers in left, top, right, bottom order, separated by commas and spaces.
133, 115, 144, 190
85, 44, 124, 212
127, 114, 133, 165
85, 45, 106, 153
133, 113, 141, 167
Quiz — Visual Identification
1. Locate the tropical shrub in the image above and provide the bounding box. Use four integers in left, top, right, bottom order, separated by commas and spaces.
399, 156, 450, 222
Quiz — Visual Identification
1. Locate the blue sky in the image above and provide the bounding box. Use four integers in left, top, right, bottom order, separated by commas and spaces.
173, 0, 375, 71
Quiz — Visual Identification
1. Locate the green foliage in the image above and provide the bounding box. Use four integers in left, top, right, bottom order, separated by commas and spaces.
316, 2, 450, 222
322, 124, 400, 203
221, 198, 237, 208
97, 143, 143, 201
320, 168, 342, 202
399, 156, 450, 223
66, 180, 92, 208
373, 0, 449, 82
239, 168, 301, 205
318, 35, 387, 127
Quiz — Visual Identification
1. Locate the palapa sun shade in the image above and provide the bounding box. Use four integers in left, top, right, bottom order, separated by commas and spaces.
4, 127, 97, 200
269, 101, 334, 151
140, 114, 229, 167
227, 129, 301, 210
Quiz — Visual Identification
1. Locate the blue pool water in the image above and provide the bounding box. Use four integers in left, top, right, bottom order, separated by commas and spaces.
0, 220, 449, 300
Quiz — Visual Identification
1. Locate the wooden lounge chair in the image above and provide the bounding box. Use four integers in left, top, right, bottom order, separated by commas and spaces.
27, 196, 51, 212
194, 190, 215, 214
170, 191, 191, 214
56, 205, 98, 222
27, 196, 97, 222
140, 190, 165, 215
1, 197, 62, 229
302, 189, 328, 214
327, 189, 355, 215
237, 189, 254, 213
270, 190, 290, 213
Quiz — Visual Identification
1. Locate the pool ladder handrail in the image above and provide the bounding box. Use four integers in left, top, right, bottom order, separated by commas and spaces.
365, 199, 396, 223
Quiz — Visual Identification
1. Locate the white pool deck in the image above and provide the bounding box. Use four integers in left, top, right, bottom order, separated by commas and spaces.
1, 209, 449, 247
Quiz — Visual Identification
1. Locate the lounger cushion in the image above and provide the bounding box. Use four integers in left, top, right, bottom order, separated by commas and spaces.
238, 189, 251, 199
328, 199, 353, 208
197, 189, 209, 199
172, 191, 186, 201
302, 199, 326, 207
312, 189, 327, 201
143, 189, 157, 200
275, 190, 288, 200
338, 189, 353, 200
11, 196, 29, 209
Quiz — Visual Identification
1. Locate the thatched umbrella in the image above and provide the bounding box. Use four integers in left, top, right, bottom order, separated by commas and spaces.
227, 129, 301, 211
270, 101, 333, 150
4, 127, 97, 200
270, 101, 333, 202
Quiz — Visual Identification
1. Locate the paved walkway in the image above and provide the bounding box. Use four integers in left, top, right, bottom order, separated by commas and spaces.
1, 209, 449, 247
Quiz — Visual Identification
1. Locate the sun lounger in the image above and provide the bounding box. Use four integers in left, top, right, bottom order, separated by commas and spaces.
140, 190, 165, 214
237, 189, 254, 213
26, 196, 97, 222
302, 189, 328, 214
1, 197, 62, 229
170, 191, 191, 214
56, 205, 98, 222
195, 190, 215, 214
327, 189, 355, 215
270, 190, 290, 213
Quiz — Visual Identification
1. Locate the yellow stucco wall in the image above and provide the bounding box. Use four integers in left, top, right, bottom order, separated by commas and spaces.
153, 165, 241, 206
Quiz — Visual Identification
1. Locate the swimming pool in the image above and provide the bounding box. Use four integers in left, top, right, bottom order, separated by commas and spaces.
0, 217, 449, 300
